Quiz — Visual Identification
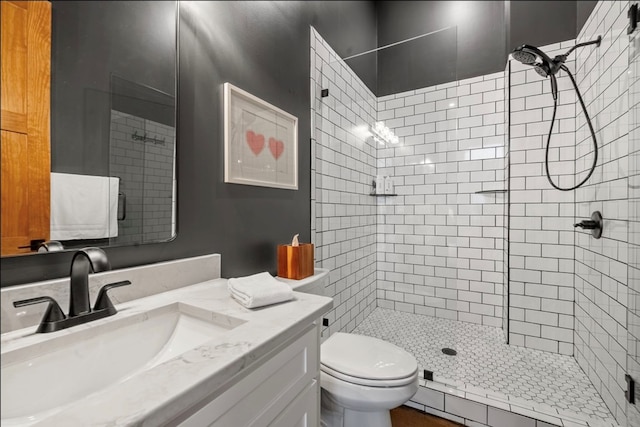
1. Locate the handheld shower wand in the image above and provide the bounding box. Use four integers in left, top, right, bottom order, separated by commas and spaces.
512, 36, 601, 191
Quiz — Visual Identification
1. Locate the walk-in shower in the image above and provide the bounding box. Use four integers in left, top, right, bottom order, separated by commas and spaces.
311, 1, 638, 425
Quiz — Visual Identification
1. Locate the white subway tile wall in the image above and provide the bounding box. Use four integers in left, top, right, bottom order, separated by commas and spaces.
376, 72, 507, 328
508, 39, 578, 356
573, 1, 634, 425
310, 28, 378, 335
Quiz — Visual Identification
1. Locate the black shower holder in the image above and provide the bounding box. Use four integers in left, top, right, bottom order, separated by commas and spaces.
629, 3, 639, 35
574, 211, 603, 239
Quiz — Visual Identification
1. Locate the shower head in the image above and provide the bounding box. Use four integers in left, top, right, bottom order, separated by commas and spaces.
512, 46, 540, 64
511, 36, 602, 78
512, 44, 562, 99
512, 44, 559, 77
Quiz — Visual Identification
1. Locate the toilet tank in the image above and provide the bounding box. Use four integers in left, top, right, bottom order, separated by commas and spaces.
276, 268, 329, 296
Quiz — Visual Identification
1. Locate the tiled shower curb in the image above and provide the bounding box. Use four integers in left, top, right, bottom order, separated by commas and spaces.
406, 379, 621, 427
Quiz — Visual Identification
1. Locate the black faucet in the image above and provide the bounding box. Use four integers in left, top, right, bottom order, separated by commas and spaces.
13, 247, 132, 333
69, 247, 110, 316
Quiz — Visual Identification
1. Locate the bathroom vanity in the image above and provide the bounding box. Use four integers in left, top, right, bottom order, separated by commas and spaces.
0, 256, 333, 426
179, 316, 321, 426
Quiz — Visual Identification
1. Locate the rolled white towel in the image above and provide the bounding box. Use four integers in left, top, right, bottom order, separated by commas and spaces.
228, 272, 294, 309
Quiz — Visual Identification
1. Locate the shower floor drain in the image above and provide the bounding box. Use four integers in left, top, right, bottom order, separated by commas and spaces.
442, 348, 457, 356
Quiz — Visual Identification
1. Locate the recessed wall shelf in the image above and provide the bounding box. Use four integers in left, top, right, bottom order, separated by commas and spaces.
370, 193, 398, 197
475, 189, 507, 194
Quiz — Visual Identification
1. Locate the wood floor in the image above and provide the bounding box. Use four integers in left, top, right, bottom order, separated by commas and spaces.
391, 405, 463, 427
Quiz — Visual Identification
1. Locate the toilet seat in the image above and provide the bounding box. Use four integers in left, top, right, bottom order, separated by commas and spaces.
320, 370, 419, 414
321, 363, 418, 387
321, 333, 418, 387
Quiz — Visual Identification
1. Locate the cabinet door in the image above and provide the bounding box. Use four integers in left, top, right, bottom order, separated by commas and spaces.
270, 380, 318, 427
179, 325, 318, 427
1, 1, 51, 255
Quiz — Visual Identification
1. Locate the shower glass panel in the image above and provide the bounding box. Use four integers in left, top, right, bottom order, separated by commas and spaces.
310, 26, 380, 341
312, 25, 510, 387
107, 90, 177, 247
107, 76, 176, 247
507, 6, 630, 422
627, 23, 640, 427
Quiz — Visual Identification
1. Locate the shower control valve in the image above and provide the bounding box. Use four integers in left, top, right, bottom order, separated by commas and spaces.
573, 211, 603, 239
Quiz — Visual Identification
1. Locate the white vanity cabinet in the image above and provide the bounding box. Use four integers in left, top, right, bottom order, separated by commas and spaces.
1, 263, 333, 426
179, 322, 321, 427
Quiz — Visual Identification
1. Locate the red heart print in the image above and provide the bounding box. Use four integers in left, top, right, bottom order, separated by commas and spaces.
246, 130, 265, 156
269, 138, 284, 160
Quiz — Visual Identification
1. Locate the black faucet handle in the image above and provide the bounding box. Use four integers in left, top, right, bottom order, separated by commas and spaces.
13, 296, 66, 323
93, 280, 132, 313
574, 220, 598, 229
573, 211, 603, 239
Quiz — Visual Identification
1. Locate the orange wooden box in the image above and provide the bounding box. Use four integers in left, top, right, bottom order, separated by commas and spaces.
277, 243, 314, 280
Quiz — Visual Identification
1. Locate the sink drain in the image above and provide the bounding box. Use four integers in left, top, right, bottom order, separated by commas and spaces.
442, 348, 457, 356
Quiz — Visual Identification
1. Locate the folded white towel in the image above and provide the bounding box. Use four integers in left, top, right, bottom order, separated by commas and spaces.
228, 272, 294, 309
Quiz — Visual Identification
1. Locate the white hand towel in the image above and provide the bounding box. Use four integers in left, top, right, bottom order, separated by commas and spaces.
50, 173, 119, 240
228, 272, 294, 309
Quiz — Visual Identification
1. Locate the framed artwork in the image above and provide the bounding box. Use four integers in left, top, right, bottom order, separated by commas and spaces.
223, 82, 298, 190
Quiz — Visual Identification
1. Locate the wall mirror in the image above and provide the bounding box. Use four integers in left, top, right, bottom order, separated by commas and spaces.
1, 1, 178, 257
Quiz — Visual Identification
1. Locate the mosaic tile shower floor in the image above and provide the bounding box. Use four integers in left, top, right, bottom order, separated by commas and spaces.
352, 308, 617, 426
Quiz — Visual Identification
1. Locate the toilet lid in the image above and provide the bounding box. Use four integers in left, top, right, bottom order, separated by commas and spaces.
321, 333, 418, 382
321, 364, 418, 387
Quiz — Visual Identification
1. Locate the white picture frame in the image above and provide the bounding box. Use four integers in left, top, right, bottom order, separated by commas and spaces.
223, 82, 298, 190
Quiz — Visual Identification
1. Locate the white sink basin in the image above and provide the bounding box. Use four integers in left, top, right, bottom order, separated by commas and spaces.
1, 302, 245, 425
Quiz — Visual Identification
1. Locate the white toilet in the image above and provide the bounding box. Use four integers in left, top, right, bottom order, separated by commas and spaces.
320, 332, 419, 427
277, 269, 419, 427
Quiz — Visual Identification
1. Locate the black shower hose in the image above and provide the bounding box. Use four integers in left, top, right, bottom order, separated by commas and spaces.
544, 64, 598, 191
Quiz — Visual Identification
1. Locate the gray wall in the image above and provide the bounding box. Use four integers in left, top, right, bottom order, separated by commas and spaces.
376, 1, 506, 96
509, 1, 577, 51
0, 1, 377, 287
51, 1, 176, 176
577, 1, 599, 36
375, 1, 597, 96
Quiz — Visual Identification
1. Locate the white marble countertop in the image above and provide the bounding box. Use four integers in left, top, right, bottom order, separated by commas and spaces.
275, 268, 329, 294
1, 278, 333, 426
